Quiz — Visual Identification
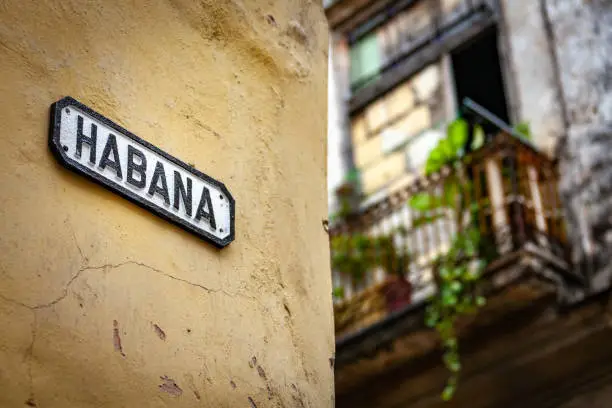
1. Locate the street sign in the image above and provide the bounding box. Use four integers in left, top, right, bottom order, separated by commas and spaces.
49, 96, 235, 248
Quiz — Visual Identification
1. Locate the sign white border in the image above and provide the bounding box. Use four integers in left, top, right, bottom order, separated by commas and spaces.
49, 96, 235, 248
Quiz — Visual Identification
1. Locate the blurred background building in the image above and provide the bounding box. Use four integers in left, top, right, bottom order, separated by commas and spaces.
324, 0, 612, 407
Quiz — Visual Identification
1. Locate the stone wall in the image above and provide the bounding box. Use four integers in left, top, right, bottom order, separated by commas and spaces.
499, 0, 566, 155
546, 0, 612, 293
350, 61, 447, 202
0, 1, 334, 407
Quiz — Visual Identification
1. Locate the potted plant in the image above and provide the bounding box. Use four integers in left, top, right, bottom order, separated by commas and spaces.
330, 231, 412, 311
374, 234, 413, 312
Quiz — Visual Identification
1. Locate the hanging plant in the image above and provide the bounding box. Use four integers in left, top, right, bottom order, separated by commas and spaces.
409, 117, 490, 401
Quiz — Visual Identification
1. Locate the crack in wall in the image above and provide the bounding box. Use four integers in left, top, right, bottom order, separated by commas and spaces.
0, 260, 256, 311
0, 260, 257, 405
0, 219, 257, 406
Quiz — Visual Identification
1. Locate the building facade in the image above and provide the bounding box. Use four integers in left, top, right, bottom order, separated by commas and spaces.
327, 0, 571, 300
327, 0, 612, 407
0, 1, 334, 407
327, 0, 566, 214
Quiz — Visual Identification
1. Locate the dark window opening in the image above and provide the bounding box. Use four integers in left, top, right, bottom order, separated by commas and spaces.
452, 26, 510, 258
451, 26, 509, 136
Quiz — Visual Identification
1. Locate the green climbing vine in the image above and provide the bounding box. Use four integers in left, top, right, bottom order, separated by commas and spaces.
329, 114, 532, 395
411, 118, 532, 399
409, 118, 491, 401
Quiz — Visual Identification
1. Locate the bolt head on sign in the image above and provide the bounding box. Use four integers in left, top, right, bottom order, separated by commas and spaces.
49, 96, 235, 248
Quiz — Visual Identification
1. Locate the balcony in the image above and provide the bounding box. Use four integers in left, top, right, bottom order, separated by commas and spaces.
330, 131, 579, 341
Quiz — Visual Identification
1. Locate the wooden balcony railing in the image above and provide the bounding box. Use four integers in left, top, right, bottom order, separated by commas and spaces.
330, 132, 571, 336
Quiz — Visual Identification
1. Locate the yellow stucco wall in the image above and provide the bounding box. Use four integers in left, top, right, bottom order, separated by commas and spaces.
0, 1, 333, 407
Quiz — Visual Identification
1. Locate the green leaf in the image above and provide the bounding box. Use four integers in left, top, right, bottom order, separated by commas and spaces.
514, 121, 531, 141
439, 138, 456, 160
465, 228, 481, 256
450, 281, 462, 293
409, 193, 439, 211
468, 202, 481, 214
346, 168, 360, 183
467, 227, 481, 243
354, 234, 371, 251
443, 351, 455, 365
442, 383, 456, 401
439, 266, 452, 281
466, 270, 481, 282
448, 118, 469, 150
430, 145, 444, 162
425, 159, 440, 175
448, 360, 461, 373
445, 337, 458, 349
443, 178, 459, 208
331, 253, 348, 272
443, 352, 461, 372
412, 213, 445, 228
476, 296, 486, 307
425, 147, 446, 175
442, 292, 457, 306
425, 306, 440, 328
471, 124, 486, 150
332, 287, 345, 299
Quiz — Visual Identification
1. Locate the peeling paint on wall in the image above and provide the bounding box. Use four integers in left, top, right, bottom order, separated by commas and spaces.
159, 376, 183, 397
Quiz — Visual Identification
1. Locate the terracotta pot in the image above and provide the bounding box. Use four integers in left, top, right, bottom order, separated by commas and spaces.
335, 181, 355, 197
382, 276, 412, 312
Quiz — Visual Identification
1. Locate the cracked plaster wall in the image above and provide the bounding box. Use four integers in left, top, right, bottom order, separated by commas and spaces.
0, 1, 333, 407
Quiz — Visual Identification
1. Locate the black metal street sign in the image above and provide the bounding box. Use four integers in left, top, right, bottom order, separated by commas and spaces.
49, 96, 235, 248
